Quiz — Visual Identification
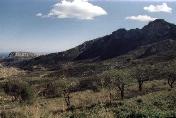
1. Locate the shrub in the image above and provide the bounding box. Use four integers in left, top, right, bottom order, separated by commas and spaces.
153, 101, 162, 107
42, 82, 62, 98
70, 112, 88, 118
117, 101, 124, 106
3, 80, 35, 104
78, 78, 100, 92
136, 98, 143, 104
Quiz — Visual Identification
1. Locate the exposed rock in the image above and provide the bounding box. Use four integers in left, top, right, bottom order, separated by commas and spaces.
8, 52, 37, 58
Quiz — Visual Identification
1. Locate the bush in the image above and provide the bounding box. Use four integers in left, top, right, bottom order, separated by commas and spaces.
136, 98, 143, 104
127, 111, 147, 118
42, 82, 62, 98
70, 112, 87, 118
3, 80, 35, 104
78, 78, 100, 92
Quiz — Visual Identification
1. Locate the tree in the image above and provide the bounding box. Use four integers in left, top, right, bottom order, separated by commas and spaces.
101, 72, 114, 104
132, 65, 152, 92
113, 69, 131, 100
57, 79, 76, 111
168, 75, 176, 88
164, 62, 176, 89
102, 69, 131, 100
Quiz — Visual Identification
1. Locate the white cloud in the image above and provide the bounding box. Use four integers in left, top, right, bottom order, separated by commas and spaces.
144, 3, 172, 13
126, 15, 157, 22
38, 0, 107, 20
36, 13, 43, 17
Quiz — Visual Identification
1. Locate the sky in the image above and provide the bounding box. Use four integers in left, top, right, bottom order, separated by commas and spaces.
0, 0, 176, 53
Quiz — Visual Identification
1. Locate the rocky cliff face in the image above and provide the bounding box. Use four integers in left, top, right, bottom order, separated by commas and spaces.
8, 52, 37, 58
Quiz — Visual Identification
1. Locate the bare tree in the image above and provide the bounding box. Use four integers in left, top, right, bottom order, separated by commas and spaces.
162, 61, 176, 89
168, 76, 175, 88
57, 78, 76, 112
164, 62, 176, 89
116, 81, 125, 100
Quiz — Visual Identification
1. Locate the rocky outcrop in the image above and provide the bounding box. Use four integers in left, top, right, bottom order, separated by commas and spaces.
8, 52, 37, 58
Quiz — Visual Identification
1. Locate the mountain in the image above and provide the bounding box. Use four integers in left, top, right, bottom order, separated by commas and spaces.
76, 19, 176, 60
18, 19, 176, 69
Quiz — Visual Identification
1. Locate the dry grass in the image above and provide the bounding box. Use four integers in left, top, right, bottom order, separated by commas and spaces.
0, 66, 24, 79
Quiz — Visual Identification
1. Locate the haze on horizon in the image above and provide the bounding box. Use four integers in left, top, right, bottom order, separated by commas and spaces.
0, 0, 176, 53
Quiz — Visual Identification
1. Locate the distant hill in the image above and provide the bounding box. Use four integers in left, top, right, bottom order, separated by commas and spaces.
8, 52, 38, 59
1, 52, 41, 67
16, 19, 176, 69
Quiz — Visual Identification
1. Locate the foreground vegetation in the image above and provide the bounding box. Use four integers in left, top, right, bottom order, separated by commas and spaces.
0, 59, 176, 118
0, 79, 175, 118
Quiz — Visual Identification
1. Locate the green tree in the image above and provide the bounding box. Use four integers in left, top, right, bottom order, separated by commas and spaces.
102, 69, 131, 100
132, 65, 152, 92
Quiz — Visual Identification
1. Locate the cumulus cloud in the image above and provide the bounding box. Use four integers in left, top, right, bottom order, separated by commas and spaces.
144, 3, 172, 13
126, 15, 157, 22
37, 0, 107, 20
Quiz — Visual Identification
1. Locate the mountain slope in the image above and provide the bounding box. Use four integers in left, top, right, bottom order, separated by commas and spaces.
76, 19, 176, 60
18, 19, 176, 69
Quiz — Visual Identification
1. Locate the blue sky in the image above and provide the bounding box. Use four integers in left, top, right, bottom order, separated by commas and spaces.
0, 0, 176, 52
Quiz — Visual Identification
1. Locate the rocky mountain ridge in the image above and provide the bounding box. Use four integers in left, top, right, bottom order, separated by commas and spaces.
16, 19, 176, 69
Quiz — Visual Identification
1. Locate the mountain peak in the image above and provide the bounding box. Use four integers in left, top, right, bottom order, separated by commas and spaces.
142, 19, 176, 36
149, 19, 168, 24
143, 19, 172, 30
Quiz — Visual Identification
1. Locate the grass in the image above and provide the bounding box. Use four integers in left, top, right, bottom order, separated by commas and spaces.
0, 66, 24, 79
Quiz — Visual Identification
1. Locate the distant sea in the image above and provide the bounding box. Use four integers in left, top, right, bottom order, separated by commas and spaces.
0, 52, 9, 59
